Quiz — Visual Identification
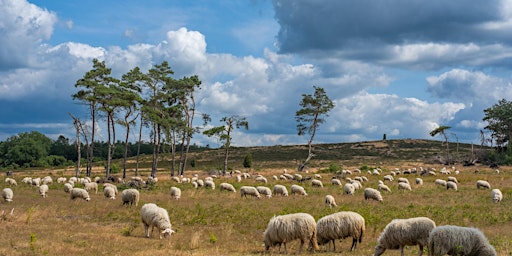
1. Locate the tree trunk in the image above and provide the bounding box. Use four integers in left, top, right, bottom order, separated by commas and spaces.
135, 114, 143, 177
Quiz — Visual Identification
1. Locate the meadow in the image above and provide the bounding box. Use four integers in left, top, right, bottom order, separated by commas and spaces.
0, 162, 511, 256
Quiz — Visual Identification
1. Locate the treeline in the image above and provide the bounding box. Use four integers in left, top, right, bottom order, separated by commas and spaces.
0, 131, 208, 170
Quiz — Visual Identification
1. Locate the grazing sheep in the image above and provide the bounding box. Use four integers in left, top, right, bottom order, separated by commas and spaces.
63, 183, 73, 193
257, 186, 272, 198
219, 182, 236, 193
5, 178, 17, 186
240, 186, 261, 199
477, 180, 491, 189
121, 189, 140, 206
272, 185, 289, 197
196, 179, 204, 187
435, 179, 447, 187
290, 184, 308, 196
311, 179, 324, 187
378, 182, 392, 193
103, 183, 118, 195
374, 217, 436, 256
84, 182, 98, 194
398, 182, 412, 191
39, 184, 49, 198
103, 186, 116, 199
2, 188, 13, 202
397, 177, 409, 184
446, 181, 458, 191
415, 178, 423, 185
70, 188, 90, 201
383, 175, 394, 182
491, 189, 503, 203
57, 177, 67, 183
236, 175, 242, 182
447, 176, 458, 183
314, 174, 322, 179
263, 213, 319, 254
141, 203, 175, 239
169, 187, 181, 200
364, 188, 383, 202
351, 180, 362, 190
331, 178, 342, 186
31, 177, 41, 187
41, 176, 53, 185
325, 195, 337, 208
255, 176, 268, 184
344, 183, 355, 195
205, 180, 215, 190
316, 211, 365, 252
428, 225, 497, 256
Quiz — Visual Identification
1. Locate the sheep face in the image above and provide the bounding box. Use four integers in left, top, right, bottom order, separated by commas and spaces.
161, 228, 175, 239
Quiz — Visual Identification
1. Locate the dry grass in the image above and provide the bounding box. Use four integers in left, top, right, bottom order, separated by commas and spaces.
0, 163, 511, 256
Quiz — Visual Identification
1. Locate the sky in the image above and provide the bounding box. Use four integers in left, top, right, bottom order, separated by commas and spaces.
1, 0, 512, 147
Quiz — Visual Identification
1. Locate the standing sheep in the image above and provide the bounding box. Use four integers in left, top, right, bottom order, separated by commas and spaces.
240, 186, 261, 199
103, 186, 116, 199
5, 178, 17, 186
263, 213, 319, 254
84, 182, 98, 194
2, 188, 13, 202
325, 195, 337, 208
39, 184, 49, 198
491, 189, 503, 203
169, 187, 181, 200
257, 186, 272, 198
121, 189, 140, 206
364, 188, 383, 202
477, 180, 491, 189
331, 178, 342, 186
219, 182, 236, 193
141, 203, 175, 239
316, 211, 365, 252
374, 217, 436, 256
205, 180, 215, 190
290, 184, 308, 196
272, 185, 288, 197
311, 179, 323, 187
446, 181, 458, 191
70, 188, 90, 201
428, 225, 497, 256
398, 182, 412, 191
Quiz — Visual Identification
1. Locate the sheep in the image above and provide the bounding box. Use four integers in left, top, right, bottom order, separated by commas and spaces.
196, 179, 204, 187
311, 179, 323, 187
103, 186, 116, 199
378, 182, 392, 193
316, 211, 365, 252
63, 183, 73, 193
5, 178, 17, 186
103, 183, 118, 195
121, 189, 140, 206
39, 184, 49, 198
331, 178, 342, 186
415, 178, 423, 185
236, 175, 242, 182
84, 182, 98, 194
446, 181, 458, 191
255, 176, 268, 183
314, 174, 322, 179
169, 187, 181, 200
374, 217, 436, 256
257, 186, 272, 198
477, 180, 491, 189
290, 184, 308, 196
383, 175, 394, 182
205, 180, 215, 190
428, 225, 497, 256
2, 188, 13, 202
70, 188, 90, 201
263, 212, 319, 254
141, 203, 175, 239
344, 183, 355, 195
325, 195, 337, 208
364, 188, 383, 202
272, 185, 289, 197
41, 176, 53, 185
397, 177, 409, 184
240, 186, 261, 199
351, 180, 362, 190
398, 182, 412, 191
447, 176, 458, 183
491, 189, 503, 203
435, 179, 447, 187
57, 177, 67, 183
219, 182, 236, 193
31, 177, 41, 187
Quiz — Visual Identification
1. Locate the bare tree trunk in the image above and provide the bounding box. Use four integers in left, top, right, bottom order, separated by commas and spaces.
135, 114, 143, 176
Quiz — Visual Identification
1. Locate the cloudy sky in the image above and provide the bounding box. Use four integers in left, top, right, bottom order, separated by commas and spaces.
1, 0, 512, 147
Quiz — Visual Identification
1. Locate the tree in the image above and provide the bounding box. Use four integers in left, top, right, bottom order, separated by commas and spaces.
203, 115, 249, 174
0, 131, 52, 168
483, 99, 512, 151
429, 125, 451, 163
295, 86, 335, 172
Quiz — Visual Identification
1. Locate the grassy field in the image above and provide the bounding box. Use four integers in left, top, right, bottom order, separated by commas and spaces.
0, 162, 511, 256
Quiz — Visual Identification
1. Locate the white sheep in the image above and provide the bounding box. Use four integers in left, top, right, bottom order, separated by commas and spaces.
63, 183, 73, 193
374, 217, 436, 256
255, 176, 268, 183
70, 188, 90, 201
141, 203, 175, 239
331, 178, 342, 186
219, 182, 236, 193
2, 188, 13, 202
57, 177, 67, 183
39, 184, 49, 198
240, 186, 261, 199
5, 178, 17, 186
364, 188, 383, 202
205, 180, 215, 190
169, 186, 181, 200
447, 176, 458, 183
263, 212, 319, 254
103, 183, 118, 195
316, 211, 365, 252
257, 186, 272, 198
311, 179, 323, 187
415, 178, 423, 185
477, 180, 491, 189
434, 179, 447, 187
491, 189, 502, 203
290, 184, 308, 196
378, 182, 392, 193
272, 185, 289, 197
344, 183, 355, 195
383, 175, 394, 182
31, 177, 41, 187
324, 195, 337, 208
397, 177, 409, 184
121, 188, 140, 206
103, 186, 116, 199
446, 181, 458, 191
41, 176, 53, 185
428, 225, 497, 256
84, 182, 98, 194
398, 182, 412, 191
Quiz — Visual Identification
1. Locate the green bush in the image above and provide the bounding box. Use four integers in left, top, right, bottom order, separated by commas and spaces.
243, 153, 253, 168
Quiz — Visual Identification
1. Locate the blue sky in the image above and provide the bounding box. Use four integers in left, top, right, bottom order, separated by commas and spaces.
1, 0, 512, 147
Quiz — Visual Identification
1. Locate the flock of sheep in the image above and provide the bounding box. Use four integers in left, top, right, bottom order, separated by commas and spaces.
0, 165, 504, 254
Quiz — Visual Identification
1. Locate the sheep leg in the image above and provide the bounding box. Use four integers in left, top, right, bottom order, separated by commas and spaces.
283, 242, 287, 254
351, 237, 357, 251
332, 239, 336, 251
418, 245, 423, 256
400, 245, 404, 256
143, 223, 149, 238
298, 239, 304, 254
